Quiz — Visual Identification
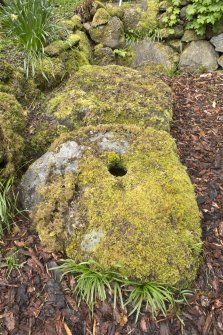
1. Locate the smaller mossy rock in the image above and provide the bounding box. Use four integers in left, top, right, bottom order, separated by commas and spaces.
71, 15, 82, 30
129, 40, 179, 69
217, 55, 223, 68
46, 65, 173, 132
74, 31, 93, 61
181, 30, 204, 43
167, 39, 182, 53
19, 125, 201, 287
61, 19, 77, 31
64, 33, 81, 48
0, 92, 26, 177
105, 4, 124, 19
93, 44, 116, 65
45, 40, 67, 57
61, 49, 90, 74
122, 6, 142, 31
89, 16, 125, 49
210, 34, 223, 53
179, 41, 218, 73
92, 8, 111, 27
34, 58, 67, 90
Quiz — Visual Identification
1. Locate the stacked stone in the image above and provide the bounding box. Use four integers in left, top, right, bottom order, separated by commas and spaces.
20, 64, 201, 287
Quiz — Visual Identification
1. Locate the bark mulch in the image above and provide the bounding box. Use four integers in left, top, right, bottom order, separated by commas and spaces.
0, 72, 223, 335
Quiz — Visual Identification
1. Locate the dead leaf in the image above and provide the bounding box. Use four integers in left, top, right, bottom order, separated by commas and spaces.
140, 315, 148, 332
4, 312, 15, 331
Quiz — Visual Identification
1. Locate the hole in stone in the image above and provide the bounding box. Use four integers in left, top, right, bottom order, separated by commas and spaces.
108, 163, 127, 177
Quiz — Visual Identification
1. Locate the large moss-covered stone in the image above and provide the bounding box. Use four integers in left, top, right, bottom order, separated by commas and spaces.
0, 92, 26, 177
19, 125, 201, 286
46, 65, 173, 132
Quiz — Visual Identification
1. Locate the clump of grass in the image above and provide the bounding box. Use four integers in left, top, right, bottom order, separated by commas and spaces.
55, 260, 125, 311
52, 259, 192, 322
0, 250, 22, 277
0, 0, 55, 77
0, 177, 19, 238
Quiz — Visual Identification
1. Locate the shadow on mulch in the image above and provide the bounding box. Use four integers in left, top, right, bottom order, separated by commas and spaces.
0, 72, 223, 335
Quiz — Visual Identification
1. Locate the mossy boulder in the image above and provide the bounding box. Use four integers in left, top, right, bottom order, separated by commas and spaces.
89, 16, 125, 49
93, 44, 116, 65
46, 65, 173, 132
35, 57, 67, 89
0, 61, 38, 106
0, 92, 26, 177
19, 125, 201, 286
92, 8, 111, 27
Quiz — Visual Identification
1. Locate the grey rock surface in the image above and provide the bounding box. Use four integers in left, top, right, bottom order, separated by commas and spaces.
19, 133, 129, 211
130, 40, 179, 69
210, 33, 223, 52
179, 41, 218, 72
19, 141, 83, 210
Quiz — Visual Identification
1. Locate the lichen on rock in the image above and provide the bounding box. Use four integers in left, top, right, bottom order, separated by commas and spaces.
19, 125, 201, 287
0, 92, 26, 177
46, 64, 173, 132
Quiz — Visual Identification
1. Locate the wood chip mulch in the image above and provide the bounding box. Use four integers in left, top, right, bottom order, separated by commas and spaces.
0, 72, 223, 335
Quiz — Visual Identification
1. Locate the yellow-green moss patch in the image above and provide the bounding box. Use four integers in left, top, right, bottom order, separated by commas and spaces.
0, 92, 26, 177
47, 64, 173, 132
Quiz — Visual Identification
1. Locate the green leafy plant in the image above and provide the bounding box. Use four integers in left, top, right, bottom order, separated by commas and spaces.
52, 259, 192, 322
163, 0, 223, 35
113, 48, 129, 58
186, 0, 223, 35
0, 177, 18, 238
162, 0, 181, 28
0, 0, 55, 76
0, 250, 22, 277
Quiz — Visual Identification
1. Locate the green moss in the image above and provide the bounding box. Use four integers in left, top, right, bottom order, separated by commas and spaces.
47, 64, 173, 132
64, 34, 81, 49
92, 8, 111, 27
34, 57, 67, 89
45, 40, 67, 57
75, 30, 92, 61
137, 0, 159, 32
0, 61, 14, 82
0, 61, 39, 106
0, 92, 26, 177
106, 4, 124, 19
29, 123, 68, 157
33, 125, 201, 287
71, 15, 82, 30
62, 49, 90, 74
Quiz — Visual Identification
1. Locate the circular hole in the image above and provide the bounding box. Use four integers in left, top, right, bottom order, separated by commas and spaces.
108, 163, 127, 177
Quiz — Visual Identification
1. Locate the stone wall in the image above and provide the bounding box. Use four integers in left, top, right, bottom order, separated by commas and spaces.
44, 0, 223, 74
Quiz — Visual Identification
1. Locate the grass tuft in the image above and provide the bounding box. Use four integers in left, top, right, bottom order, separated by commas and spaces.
0, 0, 55, 77
0, 177, 19, 238
52, 259, 192, 322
